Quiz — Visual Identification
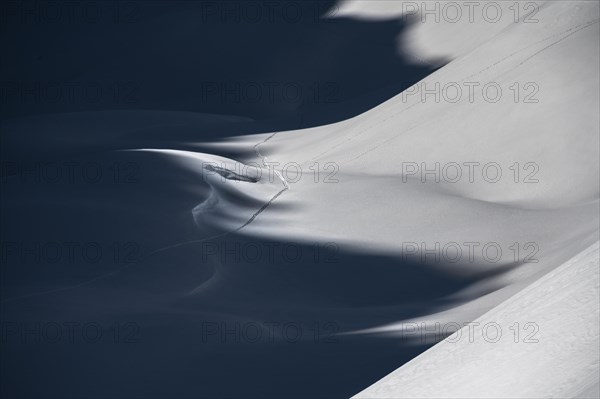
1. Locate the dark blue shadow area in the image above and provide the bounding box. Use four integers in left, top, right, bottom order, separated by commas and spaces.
0, 1, 463, 397
1, 149, 511, 398
1, 0, 440, 133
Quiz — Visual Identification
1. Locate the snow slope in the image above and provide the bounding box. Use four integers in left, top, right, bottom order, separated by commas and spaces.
185, 0, 599, 316
177, 1, 599, 395
1, 1, 597, 397
354, 241, 600, 399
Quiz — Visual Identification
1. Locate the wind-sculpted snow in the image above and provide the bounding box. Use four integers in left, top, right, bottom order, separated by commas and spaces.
178, 1, 599, 396
355, 241, 600, 398
1, 1, 598, 398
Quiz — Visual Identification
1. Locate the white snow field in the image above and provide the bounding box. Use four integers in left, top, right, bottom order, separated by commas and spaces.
141, 0, 599, 397
353, 241, 600, 399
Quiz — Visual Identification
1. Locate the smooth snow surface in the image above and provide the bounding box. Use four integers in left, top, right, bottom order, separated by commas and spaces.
183, 1, 599, 396
2, 1, 597, 397
354, 241, 600, 398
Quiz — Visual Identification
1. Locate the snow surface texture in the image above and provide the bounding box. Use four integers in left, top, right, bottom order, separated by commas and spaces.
354, 241, 600, 398
1, 0, 598, 397
178, 1, 599, 396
